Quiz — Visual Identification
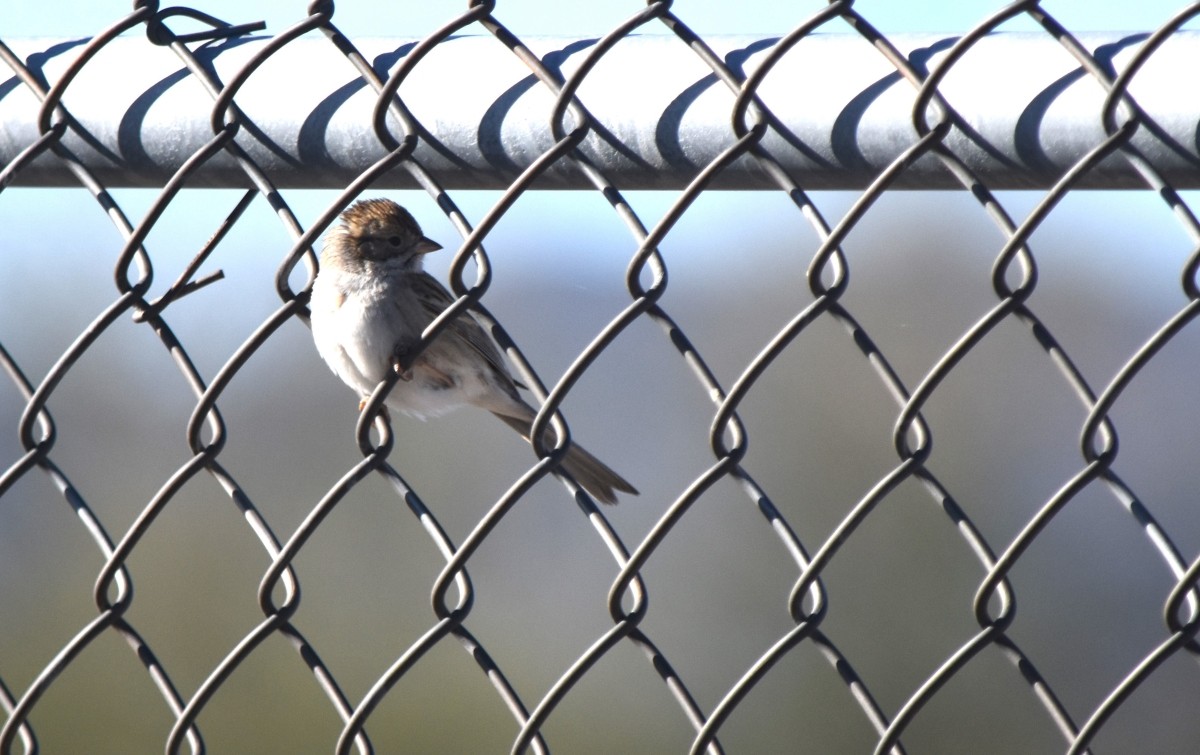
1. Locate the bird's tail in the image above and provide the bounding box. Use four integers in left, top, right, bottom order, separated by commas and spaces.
492, 411, 638, 505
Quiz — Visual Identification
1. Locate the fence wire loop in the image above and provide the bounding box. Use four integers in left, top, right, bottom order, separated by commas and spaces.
4, 2, 1200, 754
145, 6, 266, 46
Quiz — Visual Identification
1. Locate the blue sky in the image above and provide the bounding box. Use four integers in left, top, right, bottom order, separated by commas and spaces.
4, 1, 1198, 38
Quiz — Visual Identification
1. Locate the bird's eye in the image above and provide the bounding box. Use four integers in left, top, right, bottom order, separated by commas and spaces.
387, 236, 403, 247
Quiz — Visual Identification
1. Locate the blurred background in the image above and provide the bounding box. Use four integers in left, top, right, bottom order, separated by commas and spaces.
3, 1, 1200, 753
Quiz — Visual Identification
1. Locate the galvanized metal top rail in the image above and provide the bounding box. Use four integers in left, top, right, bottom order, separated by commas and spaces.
3, 31, 1198, 190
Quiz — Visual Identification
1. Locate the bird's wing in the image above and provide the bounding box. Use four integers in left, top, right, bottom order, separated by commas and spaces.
405, 272, 521, 390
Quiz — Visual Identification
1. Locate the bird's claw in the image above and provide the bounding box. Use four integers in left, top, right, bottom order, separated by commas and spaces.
391, 339, 418, 382
392, 359, 414, 382
357, 398, 391, 420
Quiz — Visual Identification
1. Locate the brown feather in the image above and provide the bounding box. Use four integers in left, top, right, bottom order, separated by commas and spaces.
492, 411, 638, 505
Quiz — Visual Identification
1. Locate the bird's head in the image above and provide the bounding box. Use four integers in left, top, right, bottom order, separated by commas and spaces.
332, 198, 442, 271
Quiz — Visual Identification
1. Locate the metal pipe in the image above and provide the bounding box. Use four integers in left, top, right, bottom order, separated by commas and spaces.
1, 32, 1197, 190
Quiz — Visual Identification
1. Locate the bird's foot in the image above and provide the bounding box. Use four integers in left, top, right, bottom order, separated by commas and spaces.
357, 398, 391, 420
392, 359, 414, 382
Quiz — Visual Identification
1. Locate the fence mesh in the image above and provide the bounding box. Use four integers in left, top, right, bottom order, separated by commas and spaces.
3, 1, 1200, 753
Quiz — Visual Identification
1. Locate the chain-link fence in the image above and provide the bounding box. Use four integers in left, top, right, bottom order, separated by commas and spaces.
3, 1, 1200, 753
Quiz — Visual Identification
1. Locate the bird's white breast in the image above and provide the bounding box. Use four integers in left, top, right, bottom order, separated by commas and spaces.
310, 267, 471, 419
311, 269, 394, 393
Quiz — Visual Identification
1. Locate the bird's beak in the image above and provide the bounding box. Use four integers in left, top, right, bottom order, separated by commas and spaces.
413, 237, 442, 255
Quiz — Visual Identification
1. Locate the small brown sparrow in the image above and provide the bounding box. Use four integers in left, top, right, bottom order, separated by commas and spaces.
309, 198, 637, 504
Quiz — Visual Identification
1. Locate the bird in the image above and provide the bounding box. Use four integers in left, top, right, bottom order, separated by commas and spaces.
308, 197, 637, 504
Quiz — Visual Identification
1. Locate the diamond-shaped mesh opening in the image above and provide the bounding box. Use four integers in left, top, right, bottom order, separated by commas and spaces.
3, 3, 1200, 754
